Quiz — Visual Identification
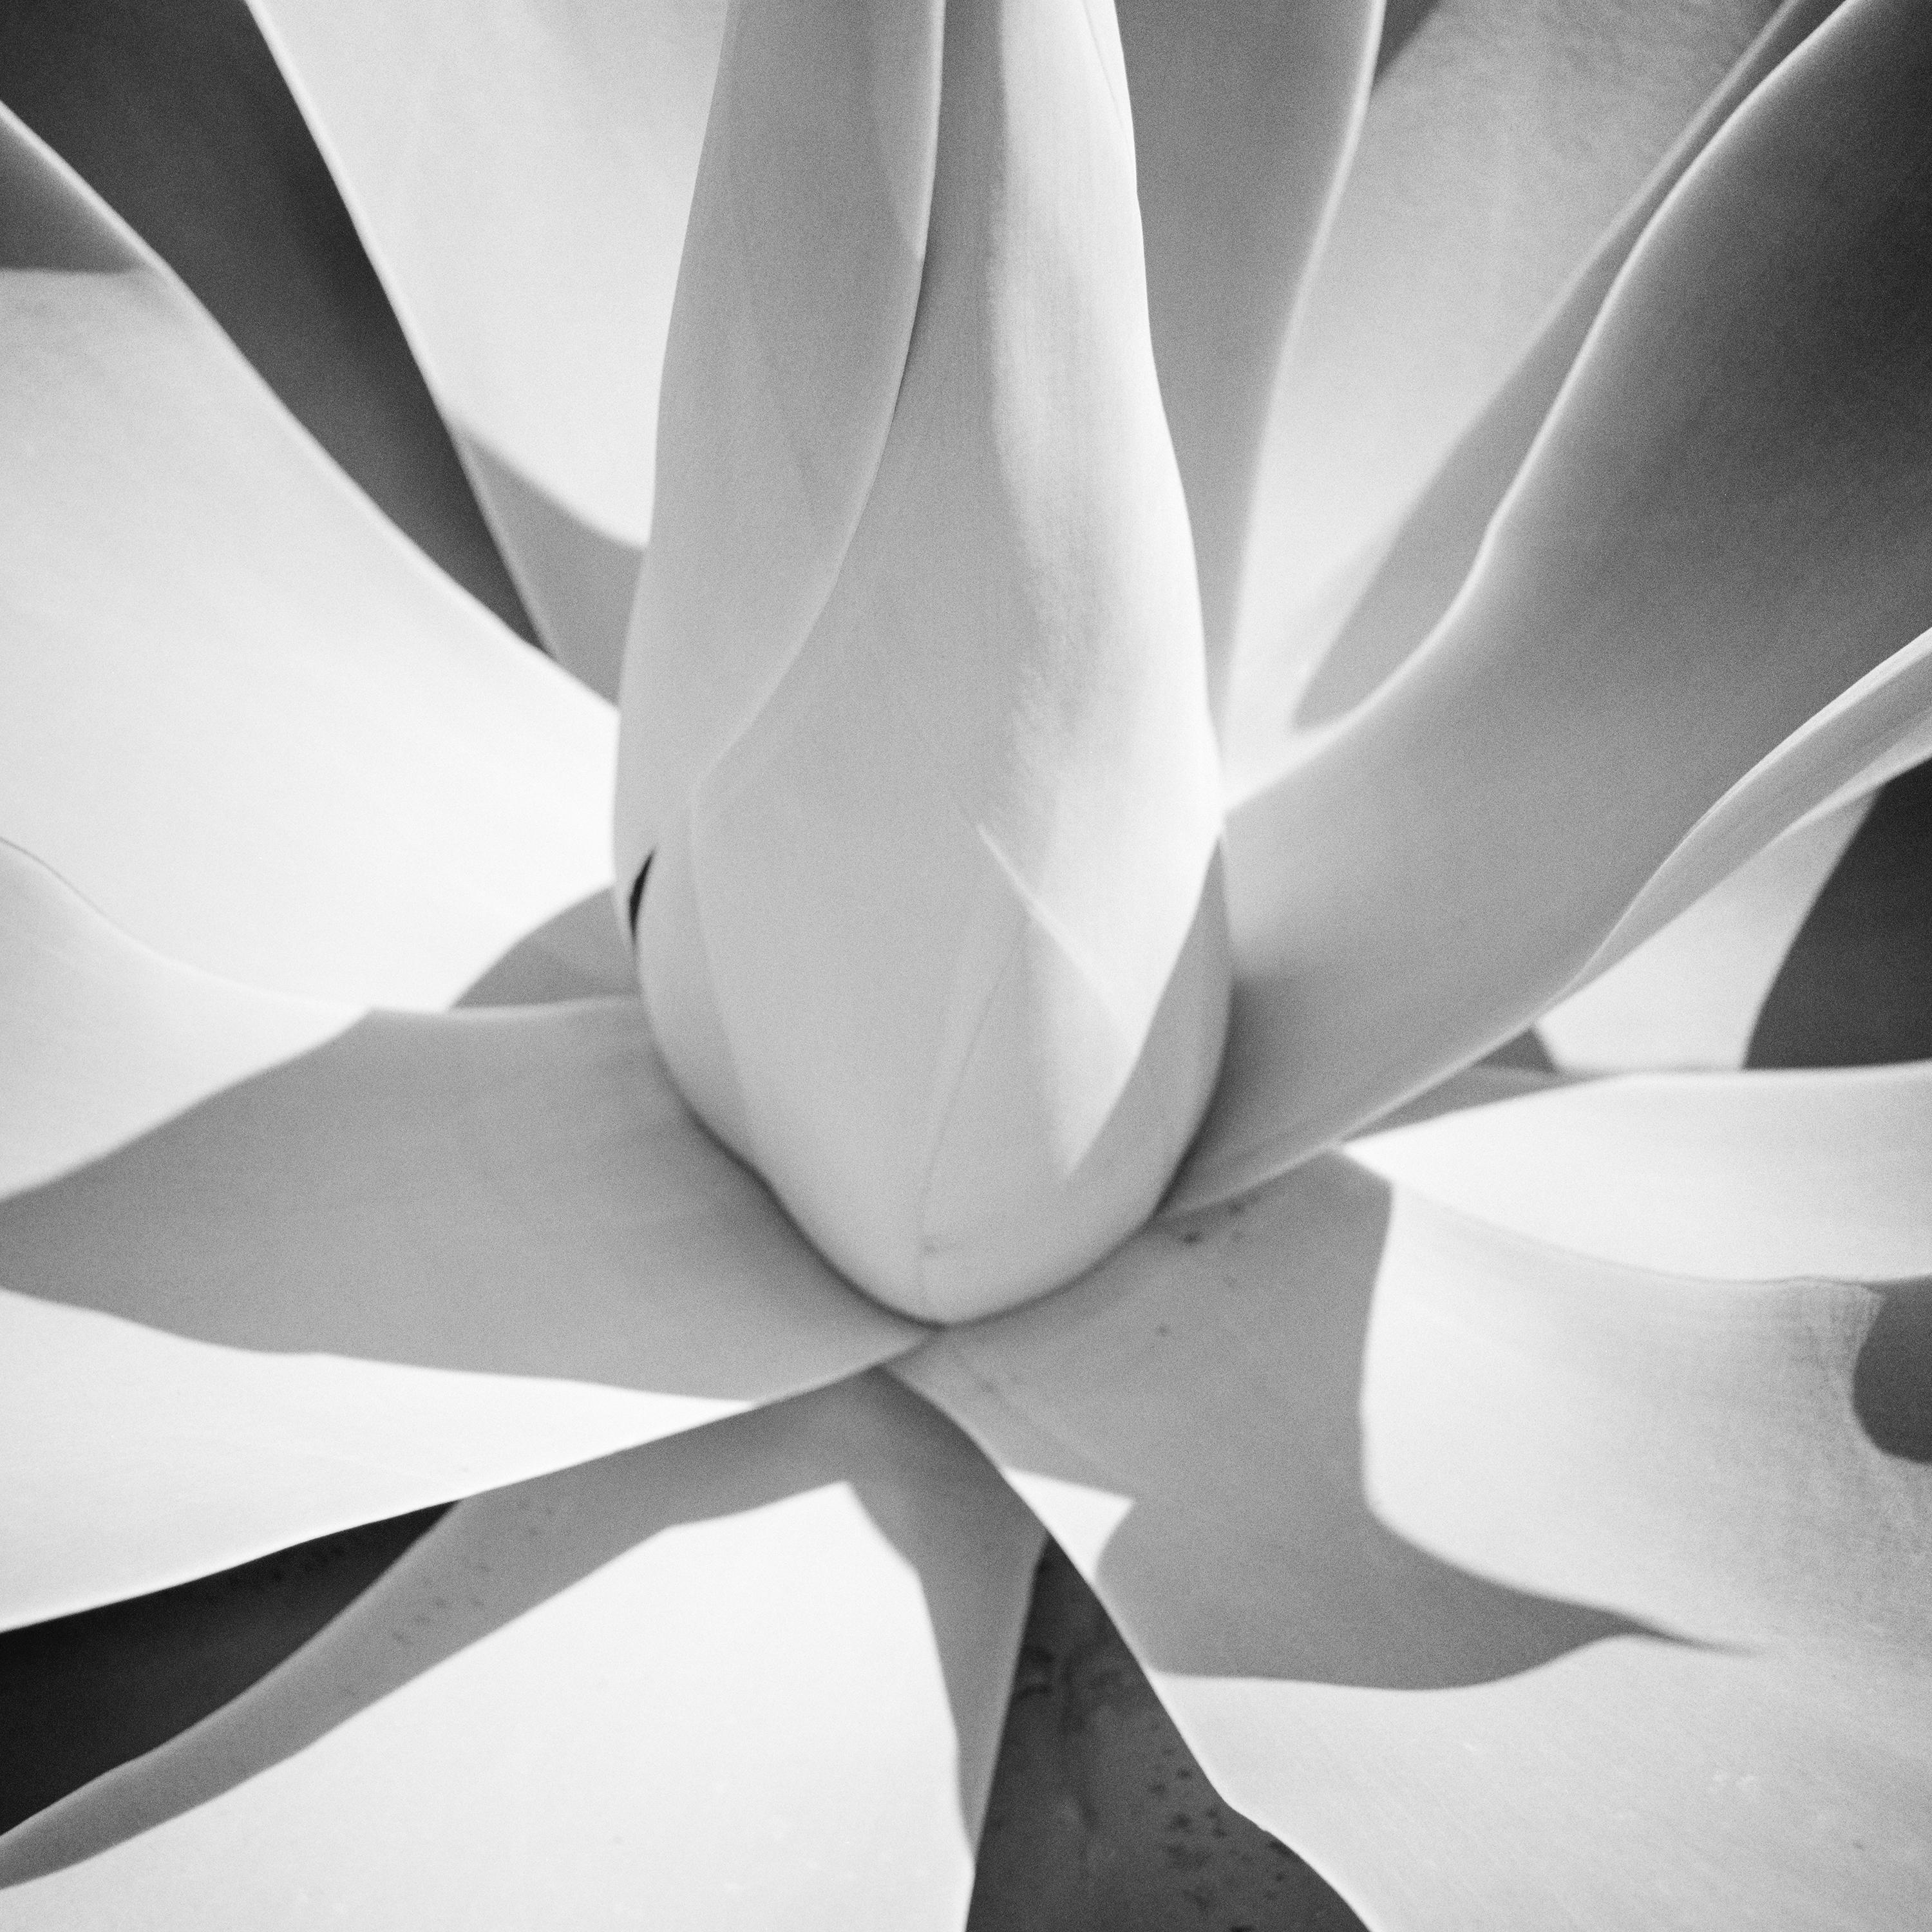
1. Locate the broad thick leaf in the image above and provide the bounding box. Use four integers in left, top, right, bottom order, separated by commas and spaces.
1189, 0, 1932, 1206
1349, 1058, 1932, 1281
0, 1374, 1043, 1931
0, 107, 612, 1007
0, 0, 535, 641
1536, 792, 1870, 1070
0, 1510, 444, 1835
0, 846, 917, 1624
623, 0, 1225, 1320
1289, 0, 1841, 739
614, 0, 943, 875
1574, 630, 1932, 981
247, 0, 728, 689
900, 1157, 1932, 1930
1226, 0, 1788, 788
1115, 0, 1379, 707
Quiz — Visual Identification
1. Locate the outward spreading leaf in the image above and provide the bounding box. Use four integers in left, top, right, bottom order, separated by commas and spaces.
902, 1151, 1932, 1929
1193, 0, 1932, 1206
1278, 0, 1846, 749
244, 0, 728, 690
0, 842, 917, 1627
1226, 0, 1793, 788
0, 1375, 1042, 1932
0, 109, 612, 1009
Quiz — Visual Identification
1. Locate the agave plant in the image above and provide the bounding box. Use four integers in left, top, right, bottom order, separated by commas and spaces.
3, 0, 1929, 1925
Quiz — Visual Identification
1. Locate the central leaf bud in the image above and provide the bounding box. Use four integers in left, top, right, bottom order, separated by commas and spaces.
614, 0, 1228, 1322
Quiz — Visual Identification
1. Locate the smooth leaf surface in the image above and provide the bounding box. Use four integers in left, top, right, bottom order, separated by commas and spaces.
247, 0, 728, 687
1191, 0, 1932, 1205
0, 846, 917, 1624
0, 1375, 1043, 1932
1349, 1058, 1932, 1282
614, 0, 943, 876
0, 107, 613, 1007
0, 1510, 444, 1836
901, 1157, 1932, 1930
1116, 0, 1379, 709
1280, 0, 1841, 743
1226, 0, 1786, 787
1535, 793, 1870, 1070
0, 0, 536, 641
628, 0, 1226, 1320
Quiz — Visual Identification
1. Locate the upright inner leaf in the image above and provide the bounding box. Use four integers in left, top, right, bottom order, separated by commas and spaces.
616, 0, 1228, 1321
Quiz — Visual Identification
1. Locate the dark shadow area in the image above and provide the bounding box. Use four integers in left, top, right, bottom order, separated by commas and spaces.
1374, 0, 1446, 78
0, 0, 534, 639
2, 1489, 1368, 1929
1477, 1025, 1557, 1073
1855, 1278, 1932, 1463
1089, 1161, 1663, 1687
459, 426, 642, 699
455, 889, 639, 1008
627, 855, 653, 937
1300, 0, 1841, 736
0, 1002, 904, 1399
968, 1539, 1365, 1932
1749, 756, 1932, 1067
0, 110, 138, 271
1, 1463, 1371, 1932
0, 1508, 445, 1835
